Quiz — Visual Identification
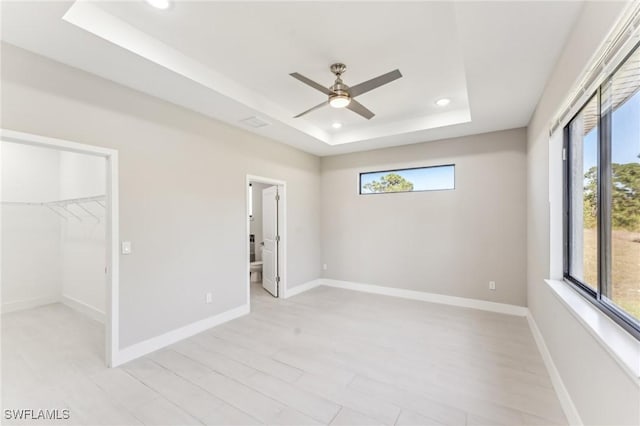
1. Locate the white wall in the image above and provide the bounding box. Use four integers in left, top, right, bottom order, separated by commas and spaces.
527, 1, 640, 425
249, 182, 271, 261
60, 151, 106, 318
1, 142, 62, 311
59, 151, 105, 199
0, 43, 322, 349
321, 128, 527, 306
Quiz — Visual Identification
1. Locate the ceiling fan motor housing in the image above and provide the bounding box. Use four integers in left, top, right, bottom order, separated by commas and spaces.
330, 81, 350, 97
329, 63, 351, 107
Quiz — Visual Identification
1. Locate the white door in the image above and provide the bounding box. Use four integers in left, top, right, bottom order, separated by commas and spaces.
262, 186, 279, 297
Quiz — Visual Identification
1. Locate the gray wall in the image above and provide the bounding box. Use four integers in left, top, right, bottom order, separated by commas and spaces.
527, 2, 640, 425
1, 44, 322, 349
321, 128, 527, 306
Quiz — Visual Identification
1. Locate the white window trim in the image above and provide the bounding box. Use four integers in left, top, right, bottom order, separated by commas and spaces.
549, 129, 639, 384
546, 3, 640, 382
544, 279, 640, 382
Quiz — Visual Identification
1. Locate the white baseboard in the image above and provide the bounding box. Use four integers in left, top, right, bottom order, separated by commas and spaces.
321, 279, 528, 316
526, 311, 582, 426
284, 279, 322, 299
1, 296, 59, 314
62, 295, 105, 324
113, 303, 249, 367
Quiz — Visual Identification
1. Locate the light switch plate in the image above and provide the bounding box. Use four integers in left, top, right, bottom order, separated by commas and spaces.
121, 241, 132, 255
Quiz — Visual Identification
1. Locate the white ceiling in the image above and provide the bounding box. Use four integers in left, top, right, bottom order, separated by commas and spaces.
1, 1, 584, 156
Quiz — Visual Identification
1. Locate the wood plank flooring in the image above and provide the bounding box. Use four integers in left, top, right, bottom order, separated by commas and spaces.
1, 283, 567, 425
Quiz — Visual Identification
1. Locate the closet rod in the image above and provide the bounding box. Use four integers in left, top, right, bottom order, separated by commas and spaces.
1, 195, 106, 222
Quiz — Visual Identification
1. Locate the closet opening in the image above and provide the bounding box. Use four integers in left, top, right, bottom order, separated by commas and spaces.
1, 130, 119, 368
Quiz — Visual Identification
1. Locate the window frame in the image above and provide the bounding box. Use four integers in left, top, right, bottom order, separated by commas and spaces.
563, 47, 640, 340
563, 91, 600, 299
358, 164, 456, 195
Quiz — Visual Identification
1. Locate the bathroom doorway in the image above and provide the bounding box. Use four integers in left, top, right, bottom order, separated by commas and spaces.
246, 175, 287, 304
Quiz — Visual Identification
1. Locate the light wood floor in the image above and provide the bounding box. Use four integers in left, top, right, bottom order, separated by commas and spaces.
2, 283, 567, 425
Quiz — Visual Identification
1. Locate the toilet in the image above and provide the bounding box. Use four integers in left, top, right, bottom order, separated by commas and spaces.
250, 260, 263, 282
249, 234, 263, 282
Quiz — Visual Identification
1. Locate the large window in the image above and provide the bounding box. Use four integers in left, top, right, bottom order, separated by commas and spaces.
360, 165, 455, 195
565, 44, 640, 338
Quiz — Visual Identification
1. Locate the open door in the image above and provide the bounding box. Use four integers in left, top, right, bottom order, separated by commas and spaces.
262, 186, 279, 297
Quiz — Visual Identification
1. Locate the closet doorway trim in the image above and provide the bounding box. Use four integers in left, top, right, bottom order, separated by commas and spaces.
1, 129, 120, 368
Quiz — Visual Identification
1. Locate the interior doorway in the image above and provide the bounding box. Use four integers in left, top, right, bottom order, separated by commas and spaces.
246, 175, 286, 304
1, 129, 119, 367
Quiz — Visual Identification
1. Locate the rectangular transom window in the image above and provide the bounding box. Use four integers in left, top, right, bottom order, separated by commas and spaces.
564, 42, 640, 339
359, 164, 455, 195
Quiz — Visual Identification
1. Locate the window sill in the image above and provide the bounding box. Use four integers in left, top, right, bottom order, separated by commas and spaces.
545, 279, 640, 382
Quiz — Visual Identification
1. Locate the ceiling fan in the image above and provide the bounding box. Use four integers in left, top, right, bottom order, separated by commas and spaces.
290, 63, 402, 120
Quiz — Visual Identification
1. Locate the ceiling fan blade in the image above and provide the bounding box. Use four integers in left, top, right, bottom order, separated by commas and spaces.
290, 72, 334, 96
346, 99, 375, 120
294, 100, 329, 118
349, 69, 402, 98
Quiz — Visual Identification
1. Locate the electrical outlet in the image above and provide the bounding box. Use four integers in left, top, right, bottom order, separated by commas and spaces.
206, 292, 212, 304
322, 264, 328, 271
489, 281, 496, 291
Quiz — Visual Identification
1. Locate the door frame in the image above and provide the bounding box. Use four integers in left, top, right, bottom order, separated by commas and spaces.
1, 129, 120, 367
246, 175, 287, 305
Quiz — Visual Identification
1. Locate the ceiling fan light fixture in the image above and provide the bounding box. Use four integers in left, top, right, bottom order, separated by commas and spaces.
329, 95, 351, 109
435, 98, 451, 107
145, 0, 171, 10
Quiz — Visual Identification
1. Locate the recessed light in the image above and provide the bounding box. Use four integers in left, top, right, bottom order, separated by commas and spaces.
332, 122, 343, 129
145, 0, 171, 10
435, 98, 451, 107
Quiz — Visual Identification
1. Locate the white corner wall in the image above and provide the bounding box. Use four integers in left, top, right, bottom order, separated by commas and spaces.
1, 142, 62, 311
321, 128, 527, 306
527, 1, 640, 425
60, 151, 107, 320
1, 43, 322, 350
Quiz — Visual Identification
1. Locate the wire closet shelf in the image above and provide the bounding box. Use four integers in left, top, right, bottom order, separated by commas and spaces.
1, 195, 106, 222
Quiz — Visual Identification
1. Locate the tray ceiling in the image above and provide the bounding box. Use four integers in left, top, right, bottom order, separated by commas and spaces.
1, 1, 584, 156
